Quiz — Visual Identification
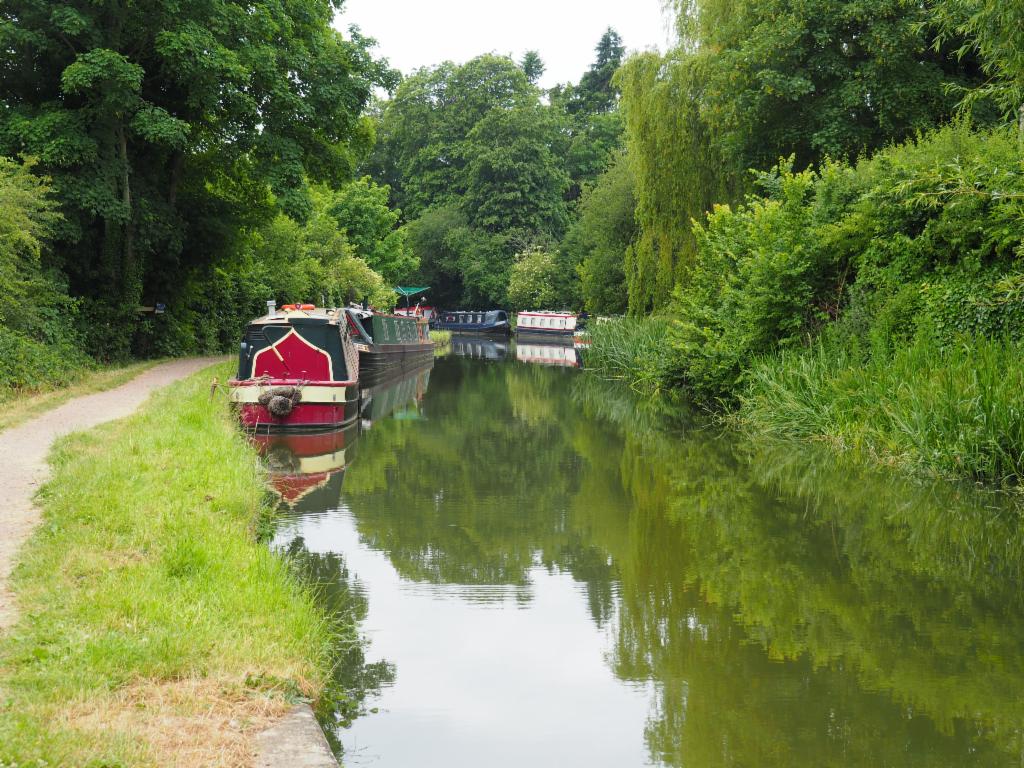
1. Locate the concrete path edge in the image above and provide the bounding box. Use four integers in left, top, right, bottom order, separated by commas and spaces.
254, 704, 339, 768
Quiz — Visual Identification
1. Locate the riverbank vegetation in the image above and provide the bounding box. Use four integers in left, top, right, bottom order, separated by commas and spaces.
0, 364, 344, 766
547, 1, 1024, 485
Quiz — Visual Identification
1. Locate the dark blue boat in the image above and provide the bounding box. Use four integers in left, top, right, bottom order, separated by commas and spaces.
431, 309, 511, 335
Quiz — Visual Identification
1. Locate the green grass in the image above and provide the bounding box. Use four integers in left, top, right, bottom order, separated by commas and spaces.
739, 337, 1024, 486
0, 362, 335, 767
431, 329, 452, 351
0, 360, 161, 433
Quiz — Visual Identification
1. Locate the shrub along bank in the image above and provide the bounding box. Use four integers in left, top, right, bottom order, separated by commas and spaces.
586, 123, 1024, 485
0, 363, 342, 766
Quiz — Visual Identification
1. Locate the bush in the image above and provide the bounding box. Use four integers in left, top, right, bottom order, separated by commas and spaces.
660, 122, 1024, 405
0, 327, 94, 395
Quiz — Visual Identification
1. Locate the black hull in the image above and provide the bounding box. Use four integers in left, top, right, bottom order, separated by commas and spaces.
359, 344, 435, 386
515, 330, 576, 343
432, 325, 511, 336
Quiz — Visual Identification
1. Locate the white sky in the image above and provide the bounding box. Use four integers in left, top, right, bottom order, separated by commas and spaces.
335, 0, 674, 90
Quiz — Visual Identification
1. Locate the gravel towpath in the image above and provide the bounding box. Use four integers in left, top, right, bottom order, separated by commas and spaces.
0, 358, 223, 631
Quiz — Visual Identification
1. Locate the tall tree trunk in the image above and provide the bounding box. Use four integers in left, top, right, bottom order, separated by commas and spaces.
116, 122, 137, 302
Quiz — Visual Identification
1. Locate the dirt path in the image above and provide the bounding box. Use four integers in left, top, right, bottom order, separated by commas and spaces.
0, 357, 223, 631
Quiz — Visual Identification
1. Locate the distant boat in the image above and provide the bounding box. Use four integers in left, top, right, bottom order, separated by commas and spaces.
515, 311, 578, 340
432, 309, 511, 335
229, 303, 360, 431
344, 308, 434, 385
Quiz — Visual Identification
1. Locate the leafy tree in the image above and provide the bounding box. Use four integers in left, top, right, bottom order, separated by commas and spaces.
507, 247, 560, 311
0, 157, 64, 332
618, 0, 986, 313
326, 177, 416, 283
463, 106, 569, 236
521, 50, 545, 85
563, 151, 636, 314
369, 56, 536, 220
403, 206, 473, 307
0, 0, 395, 357
618, 52, 731, 312
932, 0, 1024, 114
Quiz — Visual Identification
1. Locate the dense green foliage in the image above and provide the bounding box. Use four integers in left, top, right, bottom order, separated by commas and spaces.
617, 0, 986, 312
589, 120, 1024, 482
564, 151, 635, 314
367, 30, 628, 308
0, 156, 93, 390
507, 247, 560, 312
1, 0, 396, 365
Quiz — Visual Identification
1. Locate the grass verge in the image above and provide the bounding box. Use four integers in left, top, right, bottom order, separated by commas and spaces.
0, 360, 161, 433
738, 337, 1024, 486
0, 362, 335, 768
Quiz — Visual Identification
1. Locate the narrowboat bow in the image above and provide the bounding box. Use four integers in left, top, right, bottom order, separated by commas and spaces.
229, 303, 360, 431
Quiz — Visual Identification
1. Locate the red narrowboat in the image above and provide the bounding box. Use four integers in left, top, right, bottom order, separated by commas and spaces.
229, 303, 360, 431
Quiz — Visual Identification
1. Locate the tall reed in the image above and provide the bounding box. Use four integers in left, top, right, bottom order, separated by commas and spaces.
583, 317, 678, 396
739, 337, 1024, 485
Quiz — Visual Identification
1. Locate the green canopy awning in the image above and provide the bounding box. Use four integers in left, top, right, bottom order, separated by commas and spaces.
394, 286, 429, 297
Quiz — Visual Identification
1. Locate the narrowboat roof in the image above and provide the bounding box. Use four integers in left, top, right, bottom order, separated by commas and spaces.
247, 307, 342, 326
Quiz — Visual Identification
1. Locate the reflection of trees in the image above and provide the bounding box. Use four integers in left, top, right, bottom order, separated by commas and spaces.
573, 378, 1024, 765
344, 358, 620, 617
281, 537, 395, 752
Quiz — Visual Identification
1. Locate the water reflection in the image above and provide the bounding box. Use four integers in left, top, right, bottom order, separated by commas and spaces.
449, 335, 510, 361
515, 340, 581, 368
264, 355, 1024, 767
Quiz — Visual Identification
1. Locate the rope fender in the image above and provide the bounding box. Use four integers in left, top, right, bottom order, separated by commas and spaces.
257, 386, 303, 418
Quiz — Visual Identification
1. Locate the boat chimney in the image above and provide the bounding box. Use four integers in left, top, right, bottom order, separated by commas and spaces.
266, 299, 277, 317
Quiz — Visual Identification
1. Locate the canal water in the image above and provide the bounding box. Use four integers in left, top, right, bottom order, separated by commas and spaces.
267, 340, 1024, 767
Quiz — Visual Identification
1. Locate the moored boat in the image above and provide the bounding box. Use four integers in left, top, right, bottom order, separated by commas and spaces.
344, 308, 434, 385
514, 311, 578, 340
432, 309, 511, 335
394, 305, 437, 322
229, 302, 360, 431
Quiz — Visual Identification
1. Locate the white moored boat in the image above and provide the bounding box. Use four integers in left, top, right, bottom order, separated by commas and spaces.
515, 311, 578, 340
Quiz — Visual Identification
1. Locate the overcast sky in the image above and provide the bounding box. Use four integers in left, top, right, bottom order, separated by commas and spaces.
335, 0, 674, 90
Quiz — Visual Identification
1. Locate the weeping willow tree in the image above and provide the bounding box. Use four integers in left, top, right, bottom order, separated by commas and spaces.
616, 0, 984, 315
615, 52, 731, 314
